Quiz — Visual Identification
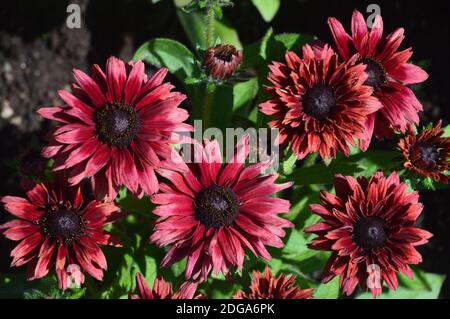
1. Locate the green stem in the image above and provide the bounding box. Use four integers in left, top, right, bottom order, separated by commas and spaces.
202, 88, 214, 131
205, 5, 215, 48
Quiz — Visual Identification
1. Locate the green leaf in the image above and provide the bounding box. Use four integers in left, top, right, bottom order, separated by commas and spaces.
274, 33, 313, 50
233, 77, 259, 114
443, 124, 450, 137
282, 152, 298, 176
421, 177, 436, 190
267, 33, 316, 61
243, 30, 315, 71
116, 194, 154, 214
314, 276, 340, 299
259, 28, 274, 58
251, 0, 280, 22
289, 150, 401, 186
282, 229, 318, 262
133, 38, 195, 80
100, 233, 159, 299
177, 11, 242, 50
356, 272, 446, 299
213, 18, 242, 49
174, 0, 192, 6
209, 279, 239, 298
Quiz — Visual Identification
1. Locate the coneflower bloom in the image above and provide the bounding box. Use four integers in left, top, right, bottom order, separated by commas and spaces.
328, 10, 429, 149
305, 172, 432, 297
204, 44, 243, 79
129, 272, 205, 299
0, 175, 122, 290
399, 121, 450, 183
38, 56, 192, 200
234, 266, 314, 299
259, 44, 381, 160
150, 136, 293, 281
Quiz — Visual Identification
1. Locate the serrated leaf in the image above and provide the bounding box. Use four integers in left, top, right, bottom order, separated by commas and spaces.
134, 38, 195, 80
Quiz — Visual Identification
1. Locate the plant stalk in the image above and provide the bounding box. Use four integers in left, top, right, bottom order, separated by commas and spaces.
202, 88, 214, 131
202, 5, 216, 131
205, 5, 215, 48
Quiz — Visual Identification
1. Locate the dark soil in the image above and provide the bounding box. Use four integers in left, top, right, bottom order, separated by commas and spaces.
0, 0, 449, 297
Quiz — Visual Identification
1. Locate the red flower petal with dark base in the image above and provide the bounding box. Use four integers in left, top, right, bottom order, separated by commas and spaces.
38, 57, 193, 201
234, 266, 314, 299
150, 136, 293, 281
328, 10, 429, 149
399, 121, 450, 183
129, 273, 205, 299
305, 171, 432, 297
259, 44, 381, 160
0, 175, 123, 290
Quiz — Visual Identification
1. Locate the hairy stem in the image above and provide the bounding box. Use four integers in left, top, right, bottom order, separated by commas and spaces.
203, 5, 216, 131
205, 5, 215, 48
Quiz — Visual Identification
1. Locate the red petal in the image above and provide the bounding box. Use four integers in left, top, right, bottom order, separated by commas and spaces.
106, 56, 127, 101
136, 272, 153, 299
73, 69, 107, 107
389, 63, 429, 84
1, 196, 43, 221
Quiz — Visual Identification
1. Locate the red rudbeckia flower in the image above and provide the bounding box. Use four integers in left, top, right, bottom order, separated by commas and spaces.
0, 175, 123, 290
150, 136, 293, 281
305, 172, 432, 297
399, 121, 450, 183
259, 44, 381, 160
38, 56, 193, 201
234, 266, 314, 299
328, 10, 429, 149
129, 272, 205, 299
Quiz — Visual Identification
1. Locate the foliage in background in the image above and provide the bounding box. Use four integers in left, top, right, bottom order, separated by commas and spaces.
1, 0, 447, 299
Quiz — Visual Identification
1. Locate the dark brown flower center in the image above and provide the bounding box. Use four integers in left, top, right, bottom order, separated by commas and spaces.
353, 216, 387, 250
361, 58, 387, 88
42, 209, 86, 243
419, 145, 439, 167
302, 84, 337, 120
95, 102, 140, 147
195, 185, 239, 228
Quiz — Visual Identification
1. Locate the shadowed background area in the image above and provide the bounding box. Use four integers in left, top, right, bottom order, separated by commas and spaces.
0, 0, 449, 297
